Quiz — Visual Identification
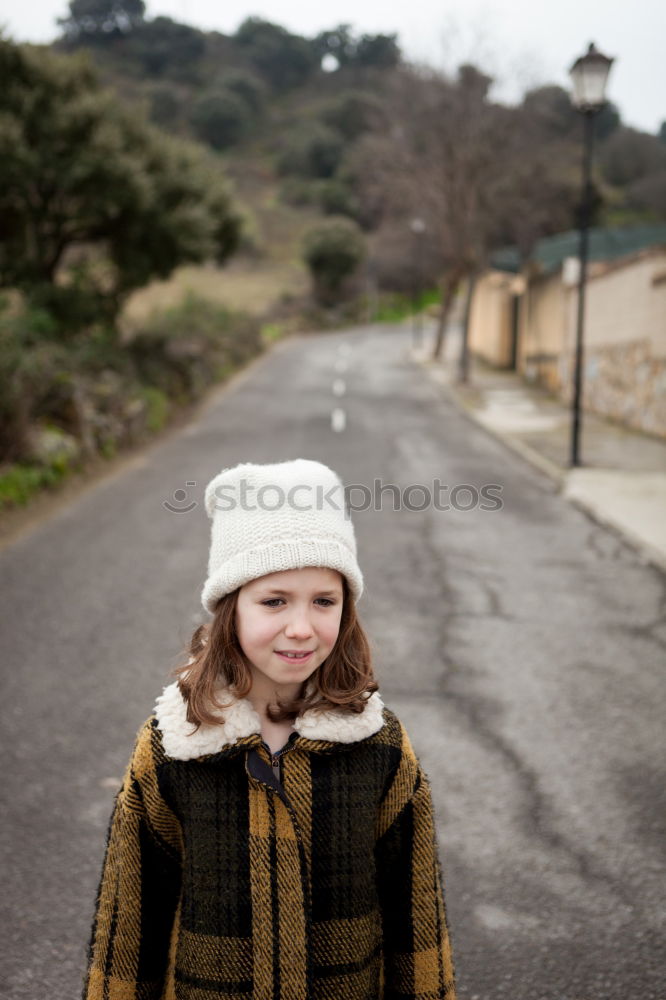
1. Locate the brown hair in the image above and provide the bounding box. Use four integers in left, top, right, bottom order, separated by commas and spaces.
173, 574, 378, 729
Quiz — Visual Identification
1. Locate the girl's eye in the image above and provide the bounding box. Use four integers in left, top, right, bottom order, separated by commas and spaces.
260, 598, 335, 608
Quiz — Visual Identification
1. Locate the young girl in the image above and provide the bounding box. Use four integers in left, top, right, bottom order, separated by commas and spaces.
83, 458, 457, 1000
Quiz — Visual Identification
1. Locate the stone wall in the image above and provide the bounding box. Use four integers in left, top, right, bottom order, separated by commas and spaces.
557, 337, 666, 439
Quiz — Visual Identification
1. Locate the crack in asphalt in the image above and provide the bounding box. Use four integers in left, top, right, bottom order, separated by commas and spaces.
417, 506, 638, 913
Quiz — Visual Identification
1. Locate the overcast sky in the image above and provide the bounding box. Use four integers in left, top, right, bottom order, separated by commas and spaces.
2, 0, 664, 135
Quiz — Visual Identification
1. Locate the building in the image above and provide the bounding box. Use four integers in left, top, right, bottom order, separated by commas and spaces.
468, 224, 666, 438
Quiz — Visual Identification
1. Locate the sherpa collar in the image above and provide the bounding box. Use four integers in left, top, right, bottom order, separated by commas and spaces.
154, 678, 386, 761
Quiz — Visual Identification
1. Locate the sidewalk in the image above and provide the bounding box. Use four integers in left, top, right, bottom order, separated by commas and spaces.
410, 321, 666, 576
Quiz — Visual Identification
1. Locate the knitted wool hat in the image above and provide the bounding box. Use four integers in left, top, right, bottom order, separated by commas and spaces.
201, 459, 364, 615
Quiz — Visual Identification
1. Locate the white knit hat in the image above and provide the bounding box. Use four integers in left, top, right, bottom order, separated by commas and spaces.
201, 459, 364, 614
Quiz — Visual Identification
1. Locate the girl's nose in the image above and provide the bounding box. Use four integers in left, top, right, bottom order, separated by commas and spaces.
284, 612, 314, 638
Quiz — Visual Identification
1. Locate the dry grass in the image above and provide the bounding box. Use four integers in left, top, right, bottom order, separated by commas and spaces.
122, 152, 323, 327
121, 256, 308, 324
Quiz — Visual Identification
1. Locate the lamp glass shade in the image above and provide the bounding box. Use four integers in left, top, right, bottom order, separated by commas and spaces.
569, 43, 614, 110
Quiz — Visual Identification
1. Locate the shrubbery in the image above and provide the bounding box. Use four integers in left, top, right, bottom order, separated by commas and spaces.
190, 89, 254, 150
217, 70, 266, 115
0, 292, 264, 510
234, 17, 317, 92
302, 216, 366, 305
319, 91, 383, 140
275, 124, 345, 180
127, 290, 263, 398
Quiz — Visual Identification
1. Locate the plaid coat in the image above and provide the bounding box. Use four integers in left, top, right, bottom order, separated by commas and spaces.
83, 679, 457, 999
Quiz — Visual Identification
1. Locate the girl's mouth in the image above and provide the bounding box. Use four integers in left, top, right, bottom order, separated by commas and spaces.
275, 650, 314, 664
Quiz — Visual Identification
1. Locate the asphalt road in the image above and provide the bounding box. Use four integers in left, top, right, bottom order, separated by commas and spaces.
1, 323, 664, 999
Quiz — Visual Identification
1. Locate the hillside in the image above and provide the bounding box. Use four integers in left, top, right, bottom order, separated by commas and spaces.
10, 4, 666, 328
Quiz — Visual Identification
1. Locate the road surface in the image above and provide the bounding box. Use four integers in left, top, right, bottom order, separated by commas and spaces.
1, 323, 663, 999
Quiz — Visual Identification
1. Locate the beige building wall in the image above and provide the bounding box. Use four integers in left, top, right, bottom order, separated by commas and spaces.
517, 272, 566, 391
470, 247, 666, 437
563, 248, 666, 357
468, 271, 514, 366
559, 248, 666, 438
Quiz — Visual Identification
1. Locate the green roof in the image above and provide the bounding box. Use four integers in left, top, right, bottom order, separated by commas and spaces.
490, 223, 666, 275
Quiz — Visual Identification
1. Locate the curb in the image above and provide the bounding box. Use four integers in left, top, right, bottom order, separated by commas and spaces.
444, 381, 566, 490
415, 352, 566, 490
563, 492, 666, 577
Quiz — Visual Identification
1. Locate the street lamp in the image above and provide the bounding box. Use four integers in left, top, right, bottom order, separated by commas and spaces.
568, 42, 614, 467
409, 217, 426, 349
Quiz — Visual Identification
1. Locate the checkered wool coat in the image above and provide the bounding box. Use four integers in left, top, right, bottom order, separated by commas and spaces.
83, 679, 457, 999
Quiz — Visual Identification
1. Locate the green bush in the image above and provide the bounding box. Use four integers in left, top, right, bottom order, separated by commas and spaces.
127, 290, 263, 401
125, 16, 206, 79
319, 92, 383, 140
139, 386, 170, 433
276, 124, 345, 179
0, 459, 70, 510
216, 70, 266, 115
0, 288, 265, 509
302, 216, 366, 305
354, 34, 400, 68
370, 288, 441, 322
312, 178, 360, 218
260, 322, 286, 344
234, 17, 317, 92
0, 297, 66, 462
190, 89, 253, 150
147, 82, 183, 127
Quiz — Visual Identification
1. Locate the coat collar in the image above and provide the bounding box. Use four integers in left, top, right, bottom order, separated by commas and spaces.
154, 676, 386, 761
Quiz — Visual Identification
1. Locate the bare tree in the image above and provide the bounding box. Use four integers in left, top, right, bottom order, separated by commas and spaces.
347, 60, 580, 372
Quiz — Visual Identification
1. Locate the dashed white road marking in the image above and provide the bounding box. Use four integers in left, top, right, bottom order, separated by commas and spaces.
331, 408, 346, 432
335, 358, 348, 373
332, 379, 346, 397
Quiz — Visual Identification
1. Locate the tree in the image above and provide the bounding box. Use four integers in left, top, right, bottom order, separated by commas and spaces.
310, 24, 401, 70
0, 39, 242, 335
313, 178, 360, 219
594, 101, 621, 141
146, 82, 182, 127
276, 124, 345, 179
346, 65, 497, 361
522, 84, 620, 143
216, 70, 266, 115
234, 17, 316, 91
319, 91, 384, 140
347, 61, 583, 366
302, 217, 365, 305
190, 89, 253, 150
126, 17, 206, 78
522, 85, 580, 138
57, 0, 145, 41
625, 173, 666, 221
600, 126, 666, 186
311, 24, 356, 67
354, 33, 400, 69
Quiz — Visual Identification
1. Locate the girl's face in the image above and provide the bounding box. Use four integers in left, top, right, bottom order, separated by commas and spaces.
235, 567, 344, 693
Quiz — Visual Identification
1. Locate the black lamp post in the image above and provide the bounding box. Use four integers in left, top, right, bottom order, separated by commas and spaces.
568, 42, 614, 467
